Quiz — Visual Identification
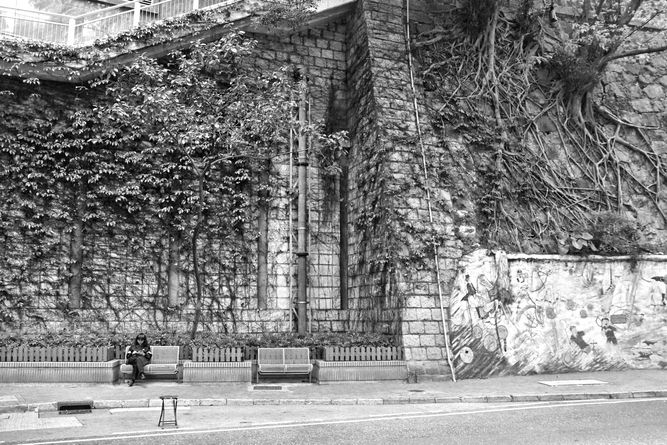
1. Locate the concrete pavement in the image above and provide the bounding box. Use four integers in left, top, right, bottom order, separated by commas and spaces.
1, 369, 665, 414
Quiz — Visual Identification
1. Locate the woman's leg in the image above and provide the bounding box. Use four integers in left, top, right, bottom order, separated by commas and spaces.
127, 357, 138, 385
136, 356, 149, 379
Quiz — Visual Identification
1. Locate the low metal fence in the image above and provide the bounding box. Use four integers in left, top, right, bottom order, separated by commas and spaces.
0, 346, 114, 362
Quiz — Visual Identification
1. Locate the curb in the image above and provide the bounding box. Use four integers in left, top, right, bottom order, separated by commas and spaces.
1, 390, 658, 413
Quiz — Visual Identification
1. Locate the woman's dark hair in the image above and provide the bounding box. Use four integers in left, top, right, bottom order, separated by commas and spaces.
133, 333, 150, 347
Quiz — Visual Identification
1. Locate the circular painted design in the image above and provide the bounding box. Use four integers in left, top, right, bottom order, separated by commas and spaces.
483, 335, 498, 352
545, 306, 557, 319
497, 325, 508, 339
566, 299, 577, 310
472, 325, 484, 339
459, 346, 474, 364
580, 309, 588, 318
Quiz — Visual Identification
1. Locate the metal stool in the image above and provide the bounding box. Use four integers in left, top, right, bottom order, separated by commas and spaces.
158, 395, 178, 428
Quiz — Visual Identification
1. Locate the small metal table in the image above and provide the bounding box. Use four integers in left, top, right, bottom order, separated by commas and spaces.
158, 395, 178, 428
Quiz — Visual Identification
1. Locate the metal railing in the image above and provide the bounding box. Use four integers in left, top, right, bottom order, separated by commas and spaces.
0, 0, 242, 47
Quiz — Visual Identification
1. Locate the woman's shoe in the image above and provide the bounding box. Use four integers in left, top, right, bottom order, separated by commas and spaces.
128, 379, 135, 387
139, 373, 146, 380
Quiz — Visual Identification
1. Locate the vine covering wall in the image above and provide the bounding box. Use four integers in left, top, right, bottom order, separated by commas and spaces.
0, 0, 666, 380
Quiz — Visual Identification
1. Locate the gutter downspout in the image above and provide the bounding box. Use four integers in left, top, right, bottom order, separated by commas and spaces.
297, 82, 309, 334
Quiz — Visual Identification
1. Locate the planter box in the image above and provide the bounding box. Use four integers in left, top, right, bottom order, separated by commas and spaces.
0, 360, 121, 383
0, 346, 114, 362
313, 359, 408, 382
182, 361, 252, 382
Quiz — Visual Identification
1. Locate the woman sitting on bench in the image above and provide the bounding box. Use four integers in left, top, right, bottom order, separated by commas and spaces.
126, 333, 152, 386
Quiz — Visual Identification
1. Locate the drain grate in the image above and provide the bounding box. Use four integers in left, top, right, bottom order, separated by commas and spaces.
408, 389, 425, 393
57, 400, 93, 415
253, 385, 282, 391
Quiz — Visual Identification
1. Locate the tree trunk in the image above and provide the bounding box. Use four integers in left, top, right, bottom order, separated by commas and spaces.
68, 184, 85, 309
167, 229, 180, 307
339, 153, 349, 310
257, 161, 270, 310
190, 177, 205, 340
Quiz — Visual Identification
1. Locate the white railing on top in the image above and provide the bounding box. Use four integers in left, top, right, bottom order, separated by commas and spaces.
0, 0, 242, 47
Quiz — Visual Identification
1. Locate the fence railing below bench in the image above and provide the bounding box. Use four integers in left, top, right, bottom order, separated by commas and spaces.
184, 347, 250, 382
0, 346, 114, 362
323, 346, 403, 361
191, 347, 245, 362
315, 346, 407, 382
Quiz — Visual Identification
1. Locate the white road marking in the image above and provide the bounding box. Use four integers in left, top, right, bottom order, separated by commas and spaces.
538, 379, 607, 386
108, 407, 191, 414
17, 398, 667, 445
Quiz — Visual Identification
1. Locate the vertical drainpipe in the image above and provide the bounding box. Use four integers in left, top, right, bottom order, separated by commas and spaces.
296, 83, 309, 334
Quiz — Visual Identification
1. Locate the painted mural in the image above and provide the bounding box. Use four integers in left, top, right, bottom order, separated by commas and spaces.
450, 251, 667, 378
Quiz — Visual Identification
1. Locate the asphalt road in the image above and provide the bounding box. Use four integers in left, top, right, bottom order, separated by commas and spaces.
3, 398, 666, 445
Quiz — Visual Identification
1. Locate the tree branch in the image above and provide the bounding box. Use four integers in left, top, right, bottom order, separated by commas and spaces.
602, 44, 667, 64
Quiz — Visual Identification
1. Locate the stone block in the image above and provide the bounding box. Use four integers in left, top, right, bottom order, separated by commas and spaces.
631, 391, 658, 398
510, 394, 540, 402
425, 347, 443, 360
435, 396, 461, 403
332, 399, 357, 405
253, 399, 280, 405
93, 400, 124, 409
357, 398, 383, 405
279, 399, 307, 405
227, 399, 254, 406
486, 395, 512, 403
423, 322, 443, 334
420, 335, 437, 347
460, 395, 487, 403
403, 335, 421, 347
304, 399, 332, 405
630, 98, 653, 113
382, 397, 410, 405
407, 347, 427, 361
121, 399, 148, 408
644, 84, 664, 99
408, 322, 425, 334
197, 399, 228, 406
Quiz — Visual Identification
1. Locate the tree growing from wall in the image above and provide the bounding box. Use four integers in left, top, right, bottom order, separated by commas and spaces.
416, 0, 667, 254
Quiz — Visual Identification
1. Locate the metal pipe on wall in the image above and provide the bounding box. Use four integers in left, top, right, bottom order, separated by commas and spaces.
405, 0, 456, 381
297, 82, 309, 334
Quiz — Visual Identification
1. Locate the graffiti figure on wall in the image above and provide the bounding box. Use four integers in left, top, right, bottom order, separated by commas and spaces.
599, 317, 618, 345
569, 326, 591, 353
649, 276, 667, 307
461, 274, 478, 324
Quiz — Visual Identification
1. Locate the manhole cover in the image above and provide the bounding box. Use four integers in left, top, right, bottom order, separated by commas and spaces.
253, 385, 282, 391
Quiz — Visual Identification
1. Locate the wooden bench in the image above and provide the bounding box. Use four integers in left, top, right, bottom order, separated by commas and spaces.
256, 347, 313, 383
120, 346, 180, 382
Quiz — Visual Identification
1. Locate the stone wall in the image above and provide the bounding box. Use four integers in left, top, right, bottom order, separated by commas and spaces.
0, 19, 355, 336
1, 0, 667, 379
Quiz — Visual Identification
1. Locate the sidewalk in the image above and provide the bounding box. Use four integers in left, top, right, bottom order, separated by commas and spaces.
1, 369, 665, 414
